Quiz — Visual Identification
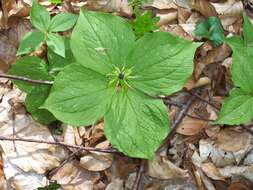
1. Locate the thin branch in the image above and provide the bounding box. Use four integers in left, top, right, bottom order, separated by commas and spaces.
0, 73, 53, 85
0, 136, 119, 154
188, 91, 220, 110
158, 95, 196, 151
132, 160, 145, 190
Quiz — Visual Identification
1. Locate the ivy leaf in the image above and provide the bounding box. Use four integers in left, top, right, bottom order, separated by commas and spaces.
195, 17, 224, 47
49, 13, 78, 32
26, 87, 56, 124
30, 0, 51, 32
216, 88, 253, 125
70, 10, 135, 75
48, 38, 74, 76
44, 10, 198, 158
127, 32, 199, 96
46, 33, 65, 57
8, 56, 53, 93
104, 90, 169, 159
17, 31, 45, 56
42, 63, 114, 126
130, 9, 159, 38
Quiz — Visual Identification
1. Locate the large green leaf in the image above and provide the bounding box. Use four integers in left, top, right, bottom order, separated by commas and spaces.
216, 88, 253, 125
227, 36, 253, 93
243, 13, 253, 45
8, 56, 53, 93
127, 32, 198, 96
42, 63, 114, 126
26, 87, 56, 124
17, 31, 45, 56
71, 10, 135, 75
49, 12, 78, 32
46, 33, 65, 57
104, 89, 169, 159
30, 0, 51, 32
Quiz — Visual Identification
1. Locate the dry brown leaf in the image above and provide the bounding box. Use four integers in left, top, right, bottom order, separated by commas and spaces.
157, 11, 178, 26
105, 178, 124, 190
219, 165, 253, 182
185, 77, 211, 90
188, 0, 217, 17
165, 24, 194, 40
201, 162, 226, 181
147, 0, 177, 10
147, 156, 189, 179
51, 160, 97, 190
0, 154, 7, 190
212, 1, 244, 17
227, 181, 252, 190
216, 128, 252, 152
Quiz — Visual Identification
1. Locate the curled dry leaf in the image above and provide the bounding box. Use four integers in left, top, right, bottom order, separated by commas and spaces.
212, 1, 244, 17
188, 0, 217, 17
80, 141, 113, 172
51, 160, 97, 190
201, 162, 226, 181
0, 154, 7, 190
157, 11, 178, 26
63, 124, 85, 147
216, 127, 252, 152
147, 156, 189, 179
105, 178, 124, 190
227, 181, 252, 190
219, 165, 253, 182
147, 0, 178, 10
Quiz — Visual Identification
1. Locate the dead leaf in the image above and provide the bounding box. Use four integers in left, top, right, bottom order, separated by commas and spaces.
216, 128, 252, 152
105, 178, 124, 190
227, 181, 251, 190
201, 162, 226, 181
147, 156, 189, 179
51, 160, 96, 190
188, 0, 217, 17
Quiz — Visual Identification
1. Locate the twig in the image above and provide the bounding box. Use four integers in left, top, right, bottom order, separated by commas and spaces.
132, 160, 145, 190
0, 136, 119, 154
188, 91, 220, 110
158, 95, 196, 151
0, 73, 53, 85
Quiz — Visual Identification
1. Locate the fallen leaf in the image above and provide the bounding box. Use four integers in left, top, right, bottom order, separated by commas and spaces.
216, 128, 252, 152
147, 156, 189, 179
189, 0, 217, 17
227, 181, 251, 190
201, 162, 226, 181
105, 178, 124, 190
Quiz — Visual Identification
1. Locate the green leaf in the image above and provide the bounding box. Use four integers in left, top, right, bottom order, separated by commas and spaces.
243, 13, 253, 45
8, 56, 53, 93
71, 10, 135, 75
130, 9, 159, 38
48, 38, 74, 76
17, 31, 45, 56
226, 36, 253, 93
127, 32, 199, 96
104, 89, 169, 159
49, 0, 62, 4
129, 0, 149, 6
49, 12, 78, 32
42, 63, 114, 126
38, 181, 61, 190
46, 33, 65, 57
26, 87, 56, 124
216, 88, 253, 125
195, 17, 224, 47
30, 0, 51, 32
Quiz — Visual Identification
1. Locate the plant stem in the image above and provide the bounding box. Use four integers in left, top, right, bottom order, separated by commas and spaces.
0, 73, 53, 85
132, 160, 145, 190
0, 136, 119, 154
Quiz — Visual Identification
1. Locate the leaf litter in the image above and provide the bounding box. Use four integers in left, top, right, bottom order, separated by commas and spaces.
1, 0, 253, 189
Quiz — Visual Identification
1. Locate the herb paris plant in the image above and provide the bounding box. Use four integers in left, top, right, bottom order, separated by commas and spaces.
216, 14, 253, 125
42, 10, 199, 159
17, 0, 77, 57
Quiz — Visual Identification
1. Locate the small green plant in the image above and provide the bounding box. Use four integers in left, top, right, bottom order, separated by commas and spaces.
194, 16, 225, 47
130, 9, 159, 38
216, 14, 253, 125
17, 0, 77, 57
49, 0, 62, 4
38, 181, 61, 190
129, 0, 149, 6
40, 10, 199, 159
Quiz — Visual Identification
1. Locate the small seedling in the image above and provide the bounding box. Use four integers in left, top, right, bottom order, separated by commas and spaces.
49, 0, 62, 4
194, 16, 225, 47
17, 0, 77, 57
38, 181, 61, 190
130, 9, 159, 38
